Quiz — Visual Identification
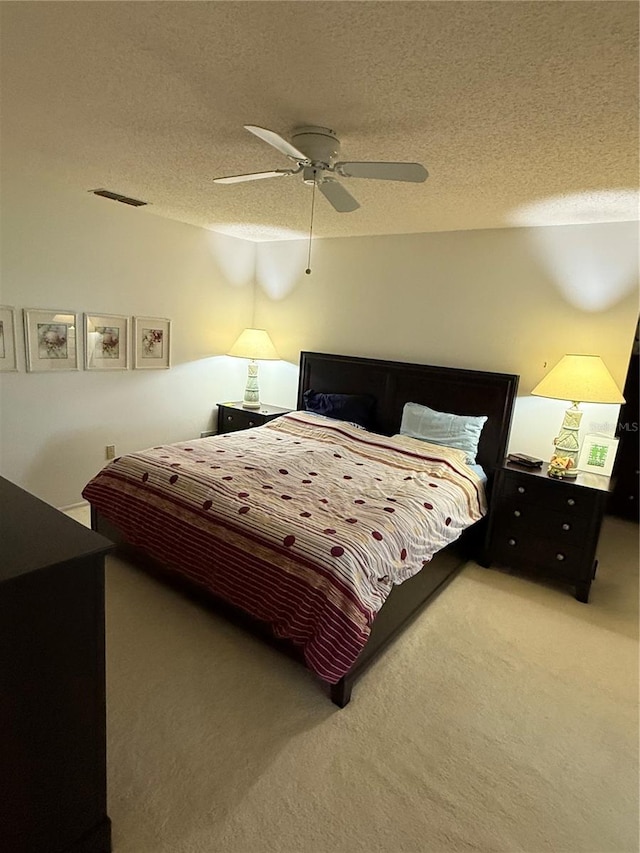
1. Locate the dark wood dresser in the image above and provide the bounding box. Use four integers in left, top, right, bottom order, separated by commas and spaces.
0, 476, 114, 853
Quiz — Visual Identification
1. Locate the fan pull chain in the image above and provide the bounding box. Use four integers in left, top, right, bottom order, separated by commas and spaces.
305, 178, 317, 275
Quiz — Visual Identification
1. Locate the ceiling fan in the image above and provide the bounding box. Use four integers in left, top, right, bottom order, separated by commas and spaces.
213, 125, 429, 213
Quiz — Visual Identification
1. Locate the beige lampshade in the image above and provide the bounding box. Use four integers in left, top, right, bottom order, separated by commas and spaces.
531, 354, 625, 404
227, 328, 279, 361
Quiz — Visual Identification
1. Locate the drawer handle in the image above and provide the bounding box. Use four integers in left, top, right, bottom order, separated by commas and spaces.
508, 538, 517, 546
556, 552, 566, 561
248, 421, 255, 427
517, 486, 525, 494
513, 510, 521, 517
567, 498, 575, 506
562, 523, 571, 531
227, 415, 233, 422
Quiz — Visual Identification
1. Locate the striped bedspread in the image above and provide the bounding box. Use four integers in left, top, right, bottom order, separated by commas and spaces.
82, 411, 486, 683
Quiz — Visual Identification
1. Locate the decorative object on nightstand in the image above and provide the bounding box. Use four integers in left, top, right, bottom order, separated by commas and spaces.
577, 433, 619, 477
227, 328, 279, 409
531, 354, 625, 479
483, 461, 612, 603
506, 452, 543, 469
216, 401, 292, 435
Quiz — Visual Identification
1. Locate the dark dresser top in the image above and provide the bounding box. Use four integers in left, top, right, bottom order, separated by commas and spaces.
217, 401, 292, 415
0, 476, 114, 583
503, 460, 612, 493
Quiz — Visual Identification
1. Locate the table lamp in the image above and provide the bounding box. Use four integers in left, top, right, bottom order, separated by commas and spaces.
531, 353, 625, 478
227, 328, 279, 409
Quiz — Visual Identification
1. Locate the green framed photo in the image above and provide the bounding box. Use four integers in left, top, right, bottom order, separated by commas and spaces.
577, 433, 619, 478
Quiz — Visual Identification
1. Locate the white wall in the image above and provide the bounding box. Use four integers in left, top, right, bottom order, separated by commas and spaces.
0, 169, 255, 507
2, 167, 637, 508
253, 222, 639, 461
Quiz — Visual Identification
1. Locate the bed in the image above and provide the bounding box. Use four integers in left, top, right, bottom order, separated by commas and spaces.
86, 351, 518, 706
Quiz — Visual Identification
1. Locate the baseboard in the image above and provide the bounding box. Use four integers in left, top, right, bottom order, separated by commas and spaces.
58, 500, 90, 513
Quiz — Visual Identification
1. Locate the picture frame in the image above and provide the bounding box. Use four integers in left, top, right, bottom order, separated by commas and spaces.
84, 313, 130, 370
23, 308, 79, 372
0, 306, 18, 371
577, 433, 619, 477
133, 316, 171, 369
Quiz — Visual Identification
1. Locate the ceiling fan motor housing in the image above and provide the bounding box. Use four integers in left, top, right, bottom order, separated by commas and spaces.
292, 126, 341, 172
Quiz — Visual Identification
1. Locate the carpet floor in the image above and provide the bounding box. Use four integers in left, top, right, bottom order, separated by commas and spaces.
84, 507, 638, 853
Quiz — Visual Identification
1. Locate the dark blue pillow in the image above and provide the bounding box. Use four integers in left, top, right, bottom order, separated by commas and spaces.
303, 390, 375, 430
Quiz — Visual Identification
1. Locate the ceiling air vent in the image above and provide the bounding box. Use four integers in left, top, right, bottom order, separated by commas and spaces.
90, 189, 147, 207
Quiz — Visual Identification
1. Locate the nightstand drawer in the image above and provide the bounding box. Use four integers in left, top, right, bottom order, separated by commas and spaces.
499, 474, 589, 516
490, 531, 586, 580
492, 508, 589, 544
221, 408, 261, 432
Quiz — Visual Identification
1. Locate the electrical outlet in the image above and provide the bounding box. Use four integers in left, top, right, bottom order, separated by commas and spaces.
105, 444, 116, 460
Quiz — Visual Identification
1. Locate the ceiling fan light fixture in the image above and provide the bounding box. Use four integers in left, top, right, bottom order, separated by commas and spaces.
302, 166, 321, 186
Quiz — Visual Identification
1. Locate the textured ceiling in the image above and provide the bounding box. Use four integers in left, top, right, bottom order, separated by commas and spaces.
1, 1, 638, 241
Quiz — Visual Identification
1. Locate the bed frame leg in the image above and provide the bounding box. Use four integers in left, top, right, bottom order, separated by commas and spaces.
330, 677, 353, 708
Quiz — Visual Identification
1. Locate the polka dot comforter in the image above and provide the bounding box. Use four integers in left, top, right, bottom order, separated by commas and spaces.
82, 411, 487, 684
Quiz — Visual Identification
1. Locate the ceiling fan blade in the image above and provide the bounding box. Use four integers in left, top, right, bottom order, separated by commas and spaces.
244, 125, 308, 161
318, 179, 360, 213
213, 169, 296, 185
335, 161, 428, 183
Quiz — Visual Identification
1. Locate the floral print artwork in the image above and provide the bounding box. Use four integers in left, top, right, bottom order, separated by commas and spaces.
24, 310, 78, 371
0, 308, 17, 370
142, 328, 163, 359
84, 314, 128, 370
95, 326, 120, 359
37, 323, 68, 359
133, 316, 170, 369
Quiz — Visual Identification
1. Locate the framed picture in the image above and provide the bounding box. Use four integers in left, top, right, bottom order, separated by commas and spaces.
84, 313, 129, 370
133, 316, 171, 369
577, 433, 619, 477
23, 308, 79, 372
0, 306, 18, 371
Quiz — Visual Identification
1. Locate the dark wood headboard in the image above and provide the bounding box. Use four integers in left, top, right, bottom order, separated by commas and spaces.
297, 351, 519, 474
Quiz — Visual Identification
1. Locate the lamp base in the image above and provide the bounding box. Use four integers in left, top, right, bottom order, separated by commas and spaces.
242, 359, 261, 410
547, 402, 582, 480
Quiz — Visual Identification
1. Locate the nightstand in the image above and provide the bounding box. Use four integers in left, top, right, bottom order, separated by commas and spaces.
216, 401, 292, 435
484, 461, 612, 603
